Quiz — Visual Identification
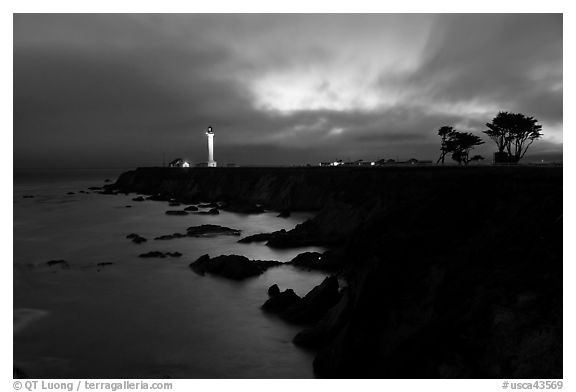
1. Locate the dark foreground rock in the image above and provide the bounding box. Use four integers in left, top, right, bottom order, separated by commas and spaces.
190, 254, 281, 280
262, 289, 301, 312
268, 284, 281, 297
110, 166, 563, 378
284, 276, 340, 323
293, 288, 350, 349
262, 277, 340, 324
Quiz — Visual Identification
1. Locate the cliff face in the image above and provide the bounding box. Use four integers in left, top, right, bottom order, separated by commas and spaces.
112, 166, 562, 378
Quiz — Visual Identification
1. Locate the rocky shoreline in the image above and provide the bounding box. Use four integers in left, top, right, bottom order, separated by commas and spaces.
108, 166, 562, 378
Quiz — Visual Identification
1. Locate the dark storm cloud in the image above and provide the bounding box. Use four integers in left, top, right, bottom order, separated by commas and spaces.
408, 14, 563, 126
13, 14, 562, 168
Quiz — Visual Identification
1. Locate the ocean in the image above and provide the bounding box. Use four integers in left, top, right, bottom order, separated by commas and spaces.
13, 169, 327, 378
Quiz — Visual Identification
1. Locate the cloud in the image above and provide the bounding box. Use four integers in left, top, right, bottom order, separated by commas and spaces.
13, 14, 562, 168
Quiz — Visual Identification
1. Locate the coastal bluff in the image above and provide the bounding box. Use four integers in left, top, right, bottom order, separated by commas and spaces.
111, 166, 562, 378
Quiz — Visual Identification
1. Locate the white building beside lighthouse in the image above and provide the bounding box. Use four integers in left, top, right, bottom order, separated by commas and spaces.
206, 125, 217, 167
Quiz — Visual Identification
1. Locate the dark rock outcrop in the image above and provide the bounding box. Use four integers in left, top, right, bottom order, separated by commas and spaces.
110, 166, 563, 379
288, 250, 343, 272
165, 210, 188, 216
262, 289, 301, 313
154, 233, 188, 240
155, 225, 241, 240
46, 260, 70, 269
238, 231, 281, 244
190, 254, 281, 280
262, 277, 340, 324
268, 284, 281, 297
126, 233, 147, 244
186, 224, 241, 237
293, 288, 350, 349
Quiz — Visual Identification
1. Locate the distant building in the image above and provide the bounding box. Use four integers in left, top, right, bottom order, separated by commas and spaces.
168, 158, 190, 168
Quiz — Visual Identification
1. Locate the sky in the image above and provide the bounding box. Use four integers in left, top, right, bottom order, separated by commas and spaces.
13, 14, 563, 168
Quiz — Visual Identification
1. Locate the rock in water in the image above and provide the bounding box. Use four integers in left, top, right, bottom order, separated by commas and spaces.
290, 252, 323, 269
289, 251, 343, 272
293, 288, 350, 349
189, 254, 280, 280
268, 284, 281, 297
154, 233, 187, 240
283, 276, 340, 323
154, 225, 241, 241
238, 230, 285, 244
262, 289, 301, 313
186, 224, 241, 237
126, 233, 147, 244
165, 210, 188, 216
46, 260, 70, 269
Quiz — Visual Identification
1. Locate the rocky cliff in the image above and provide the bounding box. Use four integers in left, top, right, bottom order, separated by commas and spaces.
112, 166, 562, 378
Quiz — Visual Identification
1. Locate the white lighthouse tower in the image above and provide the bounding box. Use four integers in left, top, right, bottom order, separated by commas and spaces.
206, 125, 217, 167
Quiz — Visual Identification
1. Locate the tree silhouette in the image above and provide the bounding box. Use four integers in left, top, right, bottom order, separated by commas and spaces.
436, 126, 455, 165
446, 131, 484, 165
484, 112, 543, 163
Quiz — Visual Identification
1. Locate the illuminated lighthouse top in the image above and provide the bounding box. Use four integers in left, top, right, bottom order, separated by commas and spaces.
206, 126, 214, 135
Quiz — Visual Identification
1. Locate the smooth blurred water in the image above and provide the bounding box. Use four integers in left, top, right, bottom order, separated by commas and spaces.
13, 169, 327, 378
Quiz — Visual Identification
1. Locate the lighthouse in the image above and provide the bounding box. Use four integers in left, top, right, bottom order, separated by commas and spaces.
206, 126, 217, 167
